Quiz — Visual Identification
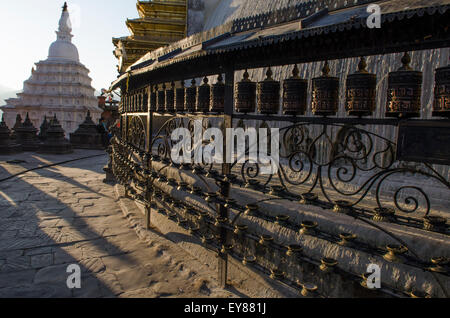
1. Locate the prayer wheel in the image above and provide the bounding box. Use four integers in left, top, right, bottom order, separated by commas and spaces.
312, 61, 339, 116
282, 65, 307, 116
196, 77, 211, 113
165, 82, 175, 113
386, 52, 422, 118
345, 57, 377, 117
175, 81, 185, 112
185, 79, 197, 113
149, 85, 157, 112
433, 59, 450, 118
210, 74, 225, 113
156, 83, 166, 113
235, 70, 256, 113
257, 68, 280, 114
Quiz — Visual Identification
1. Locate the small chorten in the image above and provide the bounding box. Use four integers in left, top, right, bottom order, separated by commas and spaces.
15, 113, 40, 151
0, 114, 22, 154
39, 115, 73, 154
11, 114, 22, 140
39, 116, 50, 141
70, 111, 104, 149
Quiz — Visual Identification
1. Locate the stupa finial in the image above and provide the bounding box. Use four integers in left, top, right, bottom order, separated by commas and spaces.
56, 1, 73, 42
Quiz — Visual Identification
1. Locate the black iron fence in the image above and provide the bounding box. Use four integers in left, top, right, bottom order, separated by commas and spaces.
110, 49, 450, 297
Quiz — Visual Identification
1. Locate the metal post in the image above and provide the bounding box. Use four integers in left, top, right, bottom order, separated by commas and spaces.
146, 85, 153, 229
217, 68, 235, 288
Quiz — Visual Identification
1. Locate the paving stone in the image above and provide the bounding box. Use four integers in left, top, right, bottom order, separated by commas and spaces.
38, 219, 61, 228
53, 249, 81, 265
0, 269, 36, 288
101, 254, 140, 272
31, 254, 53, 269
80, 258, 106, 274
0, 230, 17, 239
96, 272, 123, 296
0, 250, 24, 259
0, 284, 72, 298
25, 247, 53, 256
152, 281, 181, 297
2, 256, 31, 272
114, 267, 154, 292
0, 220, 26, 231
72, 275, 102, 298
18, 225, 37, 238
34, 264, 72, 286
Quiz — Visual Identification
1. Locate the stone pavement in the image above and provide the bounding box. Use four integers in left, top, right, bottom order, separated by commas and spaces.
0, 150, 239, 298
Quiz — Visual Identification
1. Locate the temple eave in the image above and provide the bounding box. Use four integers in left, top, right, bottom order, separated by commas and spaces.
137, 1, 187, 19
113, 0, 188, 74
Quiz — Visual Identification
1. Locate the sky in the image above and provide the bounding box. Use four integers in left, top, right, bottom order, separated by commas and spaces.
0, 0, 138, 92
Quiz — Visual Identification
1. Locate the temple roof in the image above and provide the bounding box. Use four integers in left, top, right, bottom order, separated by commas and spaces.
137, 0, 187, 19
112, 0, 187, 74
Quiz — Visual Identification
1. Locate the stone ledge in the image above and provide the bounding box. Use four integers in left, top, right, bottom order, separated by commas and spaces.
114, 184, 298, 298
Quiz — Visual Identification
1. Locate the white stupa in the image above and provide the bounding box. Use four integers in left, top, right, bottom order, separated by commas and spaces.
1, 2, 101, 134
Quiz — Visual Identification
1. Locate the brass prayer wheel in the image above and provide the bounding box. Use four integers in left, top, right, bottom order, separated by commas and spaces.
282, 65, 307, 115
185, 79, 197, 113
346, 57, 377, 117
138, 92, 143, 112
196, 77, 211, 113
143, 88, 148, 112
210, 74, 225, 113
134, 94, 138, 112
235, 70, 256, 113
136, 93, 140, 112
257, 68, 280, 114
135, 93, 139, 112
129, 94, 134, 112
165, 82, 175, 113
175, 81, 185, 112
149, 85, 157, 112
156, 83, 166, 113
386, 52, 423, 118
312, 61, 339, 116
433, 60, 450, 118
129, 95, 132, 112
122, 94, 126, 112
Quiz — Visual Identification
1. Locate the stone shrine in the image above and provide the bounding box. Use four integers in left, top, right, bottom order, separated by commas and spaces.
70, 111, 104, 149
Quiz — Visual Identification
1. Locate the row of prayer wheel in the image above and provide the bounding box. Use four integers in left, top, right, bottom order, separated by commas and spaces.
121, 53, 449, 118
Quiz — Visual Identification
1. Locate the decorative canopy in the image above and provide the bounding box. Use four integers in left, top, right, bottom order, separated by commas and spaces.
110, 0, 450, 90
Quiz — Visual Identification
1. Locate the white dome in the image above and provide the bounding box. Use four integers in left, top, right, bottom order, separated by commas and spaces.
48, 40, 79, 61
